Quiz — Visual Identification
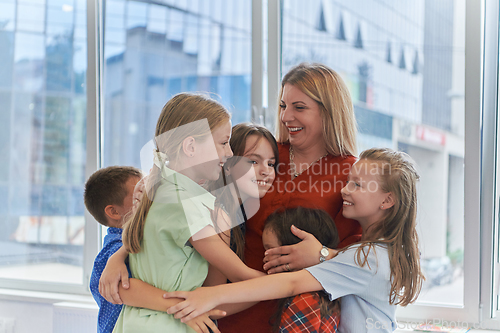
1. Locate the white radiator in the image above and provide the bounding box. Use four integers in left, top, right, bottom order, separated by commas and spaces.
53, 302, 98, 333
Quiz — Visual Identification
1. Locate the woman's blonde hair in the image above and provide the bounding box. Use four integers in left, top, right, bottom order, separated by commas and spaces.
123, 93, 231, 253
351, 148, 424, 306
275, 63, 357, 157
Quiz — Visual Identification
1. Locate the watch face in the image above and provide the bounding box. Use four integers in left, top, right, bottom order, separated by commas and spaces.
320, 247, 329, 257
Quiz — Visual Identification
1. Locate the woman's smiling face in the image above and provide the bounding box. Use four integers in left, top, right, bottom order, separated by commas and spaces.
280, 83, 324, 151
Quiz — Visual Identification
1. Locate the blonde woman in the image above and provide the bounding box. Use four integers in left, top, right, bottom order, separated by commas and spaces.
220, 63, 362, 332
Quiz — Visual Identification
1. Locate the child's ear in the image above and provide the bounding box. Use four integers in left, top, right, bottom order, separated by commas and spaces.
381, 193, 395, 210
182, 136, 196, 157
104, 204, 122, 221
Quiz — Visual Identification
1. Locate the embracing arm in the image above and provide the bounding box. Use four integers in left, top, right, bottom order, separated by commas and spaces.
191, 226, 265, 282
99, 246, 130, 304
202, 211, 233, 287
119, 278, 182, 311
120, 278, 226, 333
263, 226, 338, 274
165, 269, 322, 322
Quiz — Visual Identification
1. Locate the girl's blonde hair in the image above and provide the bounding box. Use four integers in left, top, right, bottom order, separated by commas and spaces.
352, 148, 424, 306
123, 93, 231, 253
275, 63, 357, 157
207, 123, 279, 260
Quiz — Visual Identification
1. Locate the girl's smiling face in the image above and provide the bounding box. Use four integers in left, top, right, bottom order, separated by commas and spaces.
194, 120, 233, 182
230, 135, 276, 201
341, 160, 393, 231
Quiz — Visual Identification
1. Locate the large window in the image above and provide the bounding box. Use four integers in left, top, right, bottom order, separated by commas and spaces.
101, 0, 252, 169
281, 0, 465, 308
1, 0, 500, 328
0, 0, 88, 290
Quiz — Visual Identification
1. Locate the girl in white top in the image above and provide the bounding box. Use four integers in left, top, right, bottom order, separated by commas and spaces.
163, 147, 425, 333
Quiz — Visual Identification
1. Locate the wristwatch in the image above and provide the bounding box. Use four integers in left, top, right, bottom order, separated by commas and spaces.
319, 246, 329, 263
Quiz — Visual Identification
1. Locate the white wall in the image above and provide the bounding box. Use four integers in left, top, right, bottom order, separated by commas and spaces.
0, 291, 97, 333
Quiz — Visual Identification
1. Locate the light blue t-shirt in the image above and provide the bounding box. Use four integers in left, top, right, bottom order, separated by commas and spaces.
306, 244, 396, 333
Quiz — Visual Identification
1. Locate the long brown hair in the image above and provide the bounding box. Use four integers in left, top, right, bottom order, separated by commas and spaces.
123, 93, 231, 253
276, 62, 357, 157
207, 123, 279, 260
350, 148, 424, 306
264, 207, 340, 332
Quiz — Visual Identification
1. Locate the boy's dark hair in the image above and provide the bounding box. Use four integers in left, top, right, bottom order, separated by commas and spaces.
84, 166, 142, 226
264, 207, 340, 332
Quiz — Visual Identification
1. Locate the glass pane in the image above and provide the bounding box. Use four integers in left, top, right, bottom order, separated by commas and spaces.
0, 0, 87, 285
282, 0, 465, 307
0, 1, 16, 31
102, 0, 252, 168
17, 1, 46, 33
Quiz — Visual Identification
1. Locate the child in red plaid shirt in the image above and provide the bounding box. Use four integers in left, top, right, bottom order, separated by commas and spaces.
262, 207, 340, 333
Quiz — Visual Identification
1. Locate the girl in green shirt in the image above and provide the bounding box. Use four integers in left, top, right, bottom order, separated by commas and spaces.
107, 93, 270, 333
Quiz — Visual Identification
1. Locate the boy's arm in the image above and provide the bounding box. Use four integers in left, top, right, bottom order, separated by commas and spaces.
165, 269, 322, 322
120, 278, 226, 333
120, 278, 245, 316
99, 246, 130, 304
119, 278, 182, 311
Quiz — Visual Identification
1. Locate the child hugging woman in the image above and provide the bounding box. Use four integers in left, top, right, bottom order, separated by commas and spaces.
263, 207, 340, 332
164, 147, 425, 333
109, 93, 269, 333
99, 112, 281, 332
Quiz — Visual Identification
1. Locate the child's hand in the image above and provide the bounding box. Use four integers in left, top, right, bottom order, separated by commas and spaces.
164, 287, 223, 323
263, 225, 324, 274
185, 309, 226, 333
99, 247, 129, 304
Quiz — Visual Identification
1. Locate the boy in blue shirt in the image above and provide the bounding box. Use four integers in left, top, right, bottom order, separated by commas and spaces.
84, 166, 142, 333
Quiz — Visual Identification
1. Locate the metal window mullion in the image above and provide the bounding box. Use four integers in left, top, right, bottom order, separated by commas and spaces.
83, 0, 101, 293
267, 0, 281, 133
251, 0, 263, 123
481, 0, 500, 325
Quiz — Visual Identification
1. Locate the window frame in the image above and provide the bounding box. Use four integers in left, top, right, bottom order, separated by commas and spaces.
481, 0, 500, 328
1, 2, 498, 323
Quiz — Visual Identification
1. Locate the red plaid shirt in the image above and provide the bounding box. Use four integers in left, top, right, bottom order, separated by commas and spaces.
279, 292, 339, 333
